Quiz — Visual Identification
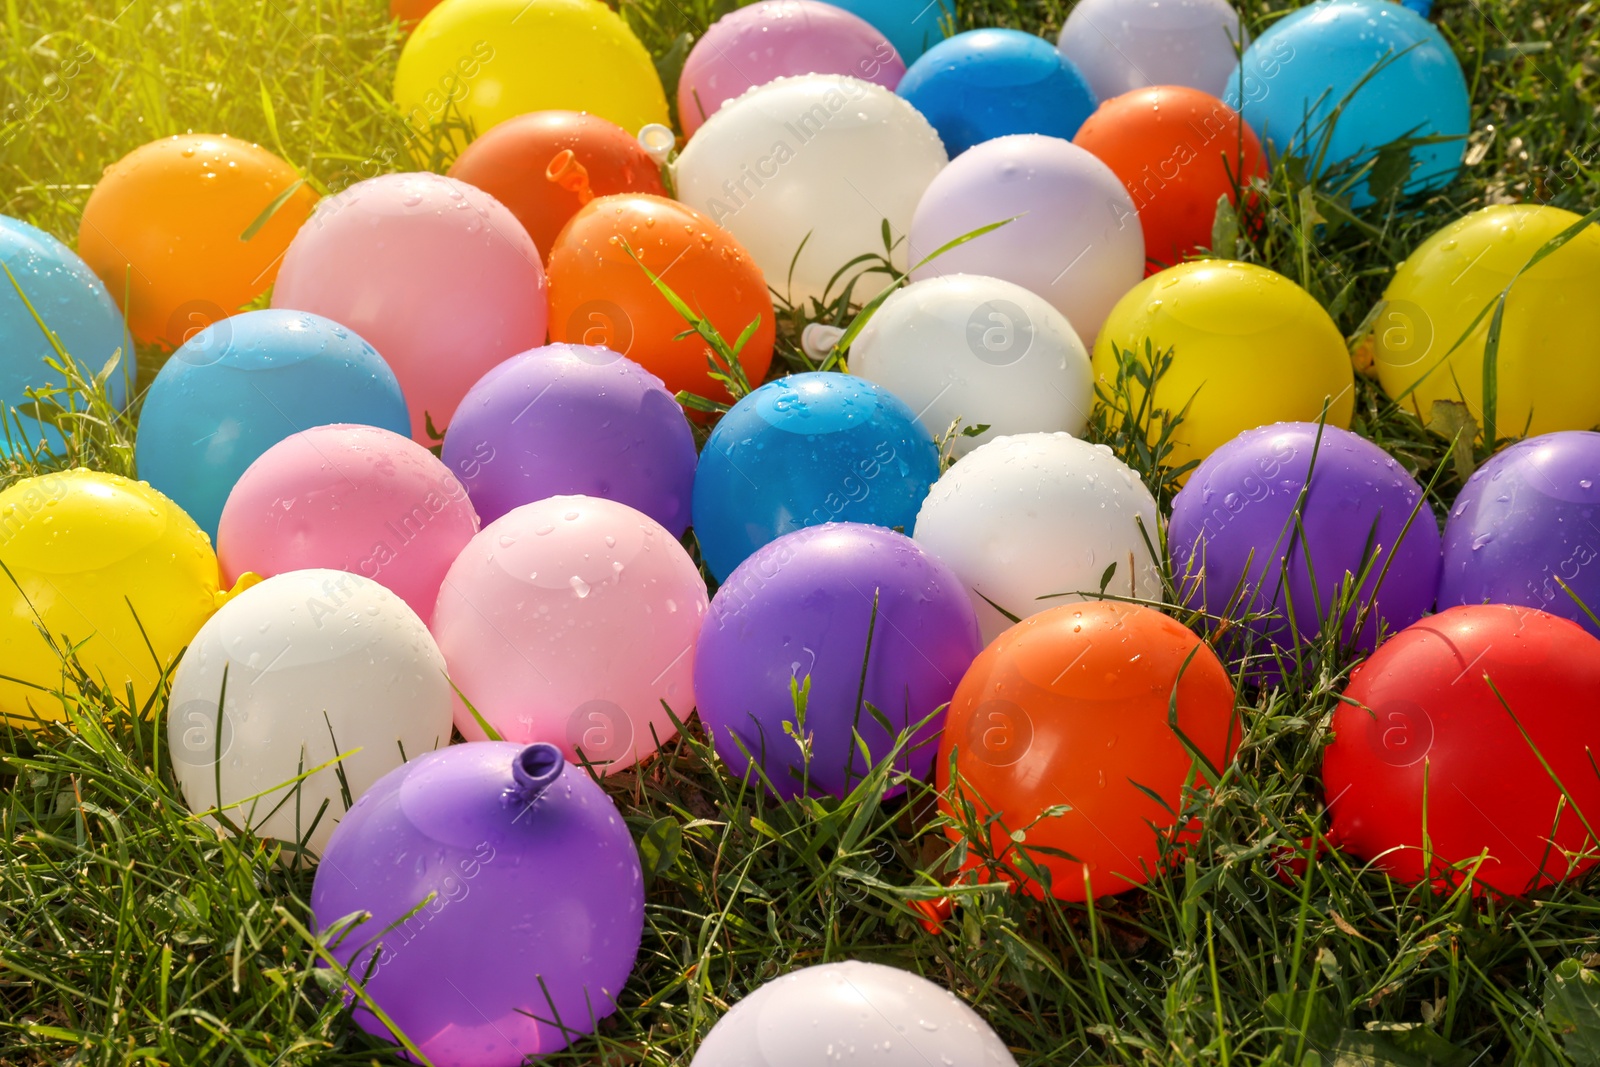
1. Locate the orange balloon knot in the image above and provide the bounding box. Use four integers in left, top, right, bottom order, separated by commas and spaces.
545, 150, 593, 204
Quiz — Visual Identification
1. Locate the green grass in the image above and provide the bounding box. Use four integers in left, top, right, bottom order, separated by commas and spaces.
5, 0, 1600, 1064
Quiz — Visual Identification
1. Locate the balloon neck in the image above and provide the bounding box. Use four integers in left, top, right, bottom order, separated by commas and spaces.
637, 123, 676, 165
800, 323, 846, 363
506, 742, 564, 806
545, 150, 593, 204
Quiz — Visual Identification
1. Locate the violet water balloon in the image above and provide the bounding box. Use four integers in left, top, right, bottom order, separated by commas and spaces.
1168, 422, 1441, 672
694, 523, 982, 800
311, 741, 644, 1066
1438, 431, 1600, 636
441, 344, 698, 534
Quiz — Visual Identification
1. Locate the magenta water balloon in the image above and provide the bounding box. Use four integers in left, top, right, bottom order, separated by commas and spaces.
311, 741, 644, 1066
678, 0, 904, 138
695, 522, 982, 800
1168, 422, 1441, 672
1438, 431, 1600, 635
441, 344, 698, 533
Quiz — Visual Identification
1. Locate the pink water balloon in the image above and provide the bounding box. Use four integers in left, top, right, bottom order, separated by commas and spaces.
431, 495, 709, 770
217, 424, 480, 622
678, 0, 905, 138
271, 173, 548, 444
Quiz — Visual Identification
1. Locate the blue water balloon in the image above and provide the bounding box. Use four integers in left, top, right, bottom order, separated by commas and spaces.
0, 216, 132, 455
135, 309, 410, 539
827, 0, 951, 62
897, 28, 1097, 156
692, 372, 940, 582
1225, 0, 1468, 207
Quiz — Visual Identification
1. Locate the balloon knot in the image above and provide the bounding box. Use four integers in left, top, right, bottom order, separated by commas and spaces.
545, 150, 593, 205
506, 742, 564, 806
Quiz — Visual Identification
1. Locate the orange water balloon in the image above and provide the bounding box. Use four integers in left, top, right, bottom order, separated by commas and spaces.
1074, 86, 1265, 273
447, 111, 667, 260
546, 193, 774, 406
78, 134, 318, 350
937, 601, 1240, 901
390, 0, 441, 23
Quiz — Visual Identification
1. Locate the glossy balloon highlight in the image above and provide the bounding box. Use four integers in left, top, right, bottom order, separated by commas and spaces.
78, 134, 318, 349
546, 194, 773, 407
442, 344, 696, 533
446, 110, 666, 258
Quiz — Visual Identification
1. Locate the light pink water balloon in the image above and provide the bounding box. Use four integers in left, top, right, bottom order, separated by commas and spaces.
217, 423, 480, 622
431, 495, 709, 771
271, 172, 549, 443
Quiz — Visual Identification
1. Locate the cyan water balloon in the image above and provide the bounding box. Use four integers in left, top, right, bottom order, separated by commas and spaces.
1225, 0, 1469, 207
826, 0, 950, 61
134, 309, 410, 539
0, 216, 132, 454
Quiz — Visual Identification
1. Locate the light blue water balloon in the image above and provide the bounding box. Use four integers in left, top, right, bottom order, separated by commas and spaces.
135, 309, 410, 539
0, 216, 132, 455
1224, 0, 1468, 207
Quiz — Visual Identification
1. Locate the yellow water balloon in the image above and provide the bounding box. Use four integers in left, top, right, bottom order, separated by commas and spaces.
393, 0, 669, 150
1374, 204, 1600, 436
1092, 260, 1355, 470
0, 469, 240, 725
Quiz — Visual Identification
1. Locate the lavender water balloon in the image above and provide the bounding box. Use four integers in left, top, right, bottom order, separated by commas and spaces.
694, 523, 982, 799
1168, 423, 1440, 673
441, 344, 698, 533
1439, 431, 1600, 635
311, 741, 644, 1067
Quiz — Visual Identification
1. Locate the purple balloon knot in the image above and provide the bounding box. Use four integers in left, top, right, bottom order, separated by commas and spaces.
506, 742, 564, 806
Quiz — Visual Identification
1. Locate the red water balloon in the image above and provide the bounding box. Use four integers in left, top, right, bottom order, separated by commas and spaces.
1074, 85, 1265, 273
1324, 604, 1600, 896
447, 110, 667, 259
937, 601, 1240, 901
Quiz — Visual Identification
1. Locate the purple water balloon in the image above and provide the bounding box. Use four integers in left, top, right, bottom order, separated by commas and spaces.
1168, 422, 1441, 671
1439, 431, 1600, 636
441, 343, 698, 533
694, 522, 982, 800
310, 741, 644, 1066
